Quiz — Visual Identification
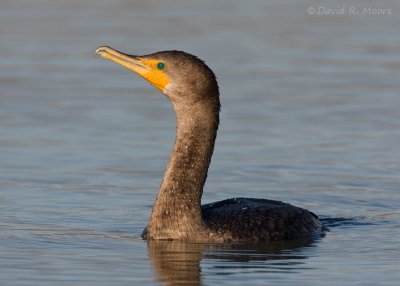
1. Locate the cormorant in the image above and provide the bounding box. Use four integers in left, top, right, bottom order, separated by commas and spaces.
95, 46, 322, 242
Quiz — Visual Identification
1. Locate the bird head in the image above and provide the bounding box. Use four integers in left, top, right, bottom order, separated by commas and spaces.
95, 46, 219, 106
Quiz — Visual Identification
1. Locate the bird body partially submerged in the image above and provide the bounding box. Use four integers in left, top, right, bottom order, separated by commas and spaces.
96, 46, 322, 242
202, 198, 321, 241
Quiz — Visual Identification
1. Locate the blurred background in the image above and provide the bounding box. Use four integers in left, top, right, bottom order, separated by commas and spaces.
1, 0, 400, 285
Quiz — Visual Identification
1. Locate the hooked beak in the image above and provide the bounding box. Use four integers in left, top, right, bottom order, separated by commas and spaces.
95, 46, 169, 92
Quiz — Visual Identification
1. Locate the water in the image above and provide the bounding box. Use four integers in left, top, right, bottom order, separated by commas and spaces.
1, 0, 400, 285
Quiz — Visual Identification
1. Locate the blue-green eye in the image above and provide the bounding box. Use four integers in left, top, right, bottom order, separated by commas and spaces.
157, 62, 165, 70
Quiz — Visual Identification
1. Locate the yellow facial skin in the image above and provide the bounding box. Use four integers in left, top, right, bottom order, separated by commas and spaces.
95, 46, 170, 92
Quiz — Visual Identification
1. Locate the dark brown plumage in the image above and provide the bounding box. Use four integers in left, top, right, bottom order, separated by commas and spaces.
202, 198, 320, 241
96, 47, 322, 242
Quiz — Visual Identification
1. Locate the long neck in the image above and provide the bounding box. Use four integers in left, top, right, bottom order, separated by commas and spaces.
147, 99, 219, 239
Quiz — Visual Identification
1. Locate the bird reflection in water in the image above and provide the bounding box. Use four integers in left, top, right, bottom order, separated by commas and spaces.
147, 238, 318, 285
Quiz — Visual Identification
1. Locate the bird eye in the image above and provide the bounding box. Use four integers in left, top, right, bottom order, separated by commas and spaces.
157, 62, 165, 70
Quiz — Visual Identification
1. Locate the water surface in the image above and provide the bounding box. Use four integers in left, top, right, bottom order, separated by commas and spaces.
1, 0, 400, 285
